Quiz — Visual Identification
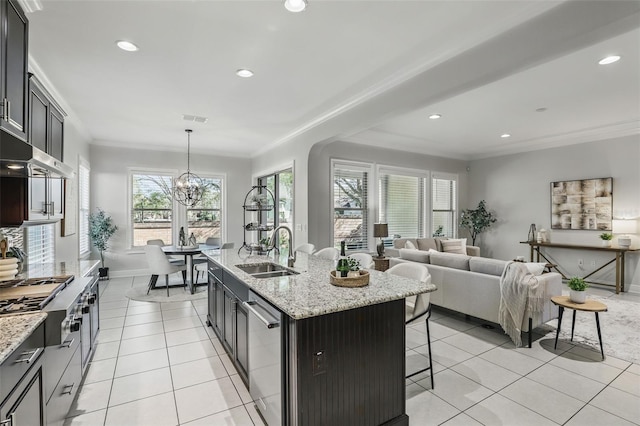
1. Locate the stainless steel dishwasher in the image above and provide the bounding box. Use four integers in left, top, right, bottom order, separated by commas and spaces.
243, 290, 282, 426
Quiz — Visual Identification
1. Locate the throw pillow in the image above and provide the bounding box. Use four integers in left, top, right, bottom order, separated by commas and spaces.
441, 238, 467, 255
404, 240, 417, 250
525, 262, 546, 276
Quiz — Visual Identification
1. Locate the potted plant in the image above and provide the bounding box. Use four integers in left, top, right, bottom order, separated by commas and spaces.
89, 208, 118, 280
459, 200, 497, 246
567, 276, 588, 304
599, 232, 613, 247
347, 257, 361, 278
259, 237, 271, 252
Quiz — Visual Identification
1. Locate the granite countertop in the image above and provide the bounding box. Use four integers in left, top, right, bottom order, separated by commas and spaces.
19, 260, 100, 280
204, 249, 436, 320
0, 312, 47, 365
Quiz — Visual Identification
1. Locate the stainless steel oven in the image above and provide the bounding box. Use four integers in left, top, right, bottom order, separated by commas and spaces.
244, 291, 282, 426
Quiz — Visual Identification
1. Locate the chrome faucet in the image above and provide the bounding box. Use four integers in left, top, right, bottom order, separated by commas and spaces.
269, 225, 296, 267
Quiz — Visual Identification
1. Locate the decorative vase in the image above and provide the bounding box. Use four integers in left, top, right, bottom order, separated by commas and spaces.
601, 240, 611, 248
347, 270, 360, 278
569, 289, 586, 304
99, 267, 109, 281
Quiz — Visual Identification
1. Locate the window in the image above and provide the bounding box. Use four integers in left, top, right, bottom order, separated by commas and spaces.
432, 173, 458, 238
131, 173, 173, 247
26, 224, 55, 264
187, 176, 223, 242
258, 168, 294, 251
79, 162, 90, 256
378, 167, 427, 240
333, 161, 370, 250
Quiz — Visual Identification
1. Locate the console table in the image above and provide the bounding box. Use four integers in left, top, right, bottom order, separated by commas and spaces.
520, 241, 637, 294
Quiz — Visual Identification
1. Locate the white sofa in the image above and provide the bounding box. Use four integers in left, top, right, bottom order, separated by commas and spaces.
386, 237, 480, 258
390, 250, 563, 346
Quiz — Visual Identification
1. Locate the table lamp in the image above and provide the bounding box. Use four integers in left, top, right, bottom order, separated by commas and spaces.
612, 219, 637, 249
374, 223, 388, 258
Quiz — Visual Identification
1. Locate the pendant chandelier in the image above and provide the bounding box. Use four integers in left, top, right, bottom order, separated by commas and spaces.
173, 129, 205, 207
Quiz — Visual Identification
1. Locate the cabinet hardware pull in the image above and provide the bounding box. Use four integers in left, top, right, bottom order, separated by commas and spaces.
62, 338, 75, 348
14, 347, 42, 364
62, 383, 75, 395
0, 413, 15, 426
1, 99, 8, 122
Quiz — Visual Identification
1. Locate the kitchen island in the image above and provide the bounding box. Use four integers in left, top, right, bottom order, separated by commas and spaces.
204, 249, 435, 426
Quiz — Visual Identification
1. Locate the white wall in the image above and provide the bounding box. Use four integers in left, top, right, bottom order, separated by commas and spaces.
90, 144, 251, 275
307, 140, 470, 250
54, 120, 91, 263
468, 135, 640, 291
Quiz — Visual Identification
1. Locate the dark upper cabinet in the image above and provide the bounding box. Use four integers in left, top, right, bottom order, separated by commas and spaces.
29, 75, 65, 161
0, 0, 28, 141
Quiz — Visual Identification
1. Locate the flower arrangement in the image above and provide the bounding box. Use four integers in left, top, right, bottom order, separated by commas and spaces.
347, 257, 361, 272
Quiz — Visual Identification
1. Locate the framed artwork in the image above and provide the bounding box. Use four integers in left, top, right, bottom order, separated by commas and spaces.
61, 176, 77, 237
551, 177, 612, 231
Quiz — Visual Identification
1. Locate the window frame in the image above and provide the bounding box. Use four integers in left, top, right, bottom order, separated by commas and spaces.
78, 157, 90, 257
331, 159, 373, 251
186, 173, 226, 244
431, 171, 459, 238
377, 165, 429, 241
128, 168, 177, 250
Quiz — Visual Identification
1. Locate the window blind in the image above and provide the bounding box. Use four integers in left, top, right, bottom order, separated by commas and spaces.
378, 170, 426, 239
333, 163, 369, 250
432, 174, 457, 238
26, 224, 55, 265
79, 164, 90, 255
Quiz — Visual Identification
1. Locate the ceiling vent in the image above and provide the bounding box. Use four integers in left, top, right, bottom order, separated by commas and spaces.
182, 114, 208, 124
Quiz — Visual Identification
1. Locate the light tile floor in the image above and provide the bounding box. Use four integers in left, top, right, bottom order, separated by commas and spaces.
64, 276, 640, 425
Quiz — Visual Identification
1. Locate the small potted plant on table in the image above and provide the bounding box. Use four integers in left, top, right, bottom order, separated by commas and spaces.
568, 276, 588, 304
89, 208, 118, 280
599, 232, 613, 247
347, 258, 361, 278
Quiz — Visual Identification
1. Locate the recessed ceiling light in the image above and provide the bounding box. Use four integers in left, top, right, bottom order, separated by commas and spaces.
428, 114, 442, 120
598, 55, 621, 65
501, 133, 511, 138
284, 0, 307, 12
236, 69, 254, 78
116, 40, 139, 52
6, 164, 24, 170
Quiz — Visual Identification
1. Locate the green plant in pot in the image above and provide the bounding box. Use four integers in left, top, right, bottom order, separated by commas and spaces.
347, 257, 361, 277
459, 200, 497, 246
89, 208, 118, 280
567, 276, 588, 304
599, 232, 613, 247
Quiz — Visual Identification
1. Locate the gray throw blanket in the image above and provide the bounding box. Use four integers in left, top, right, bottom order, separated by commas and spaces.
499, 262, 545, 347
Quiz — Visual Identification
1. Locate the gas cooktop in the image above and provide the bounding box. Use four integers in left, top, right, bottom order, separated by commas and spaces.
0, 275, 74, 314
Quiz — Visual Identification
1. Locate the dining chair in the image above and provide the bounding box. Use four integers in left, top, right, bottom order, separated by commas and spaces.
146, 239, 182, 264
386, 262, 434, 389
313, 247, 339, 261
294, 243, 315, 255
144, 244, 187, 296
348, 252, 374, 269
194, 241, 235, 283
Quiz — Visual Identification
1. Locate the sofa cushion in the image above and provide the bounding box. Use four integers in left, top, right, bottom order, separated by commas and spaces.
416, 238, 438, 251
399, 248, 430, 264
393, 238, 418, 249
429, 251, 471, 270
469, 257, 508, 276
525, 262, 547, 276
441, 238, 467, 255
404, 240, 417, 249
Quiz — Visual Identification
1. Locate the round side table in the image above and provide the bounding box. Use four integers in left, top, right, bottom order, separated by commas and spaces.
551, 295, 608, 360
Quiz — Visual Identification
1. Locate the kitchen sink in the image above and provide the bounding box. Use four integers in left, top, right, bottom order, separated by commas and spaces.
235, 263, 287, 274
235, 263, 299, 278
250, 270, 299, 279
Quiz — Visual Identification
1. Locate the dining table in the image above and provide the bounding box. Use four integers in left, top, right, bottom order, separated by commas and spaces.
162, 244, 219, 294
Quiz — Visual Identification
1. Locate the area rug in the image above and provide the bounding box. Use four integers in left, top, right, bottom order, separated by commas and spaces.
125, 284, 207, 303
538, 292, 640, 364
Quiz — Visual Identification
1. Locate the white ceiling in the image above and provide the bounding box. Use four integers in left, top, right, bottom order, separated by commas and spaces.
25, 0, 640, 160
